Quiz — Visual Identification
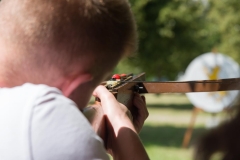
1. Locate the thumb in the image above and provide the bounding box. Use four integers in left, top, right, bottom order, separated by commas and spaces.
92, 85, 116, 104
92, 85, 110, 98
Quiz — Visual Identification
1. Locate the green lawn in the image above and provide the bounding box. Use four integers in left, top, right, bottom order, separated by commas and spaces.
140, 94, 216, 160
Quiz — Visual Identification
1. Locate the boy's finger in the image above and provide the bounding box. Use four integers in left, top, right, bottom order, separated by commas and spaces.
92, 85, 115, 101
141, 95, 146, 104
133, 94, 149, 119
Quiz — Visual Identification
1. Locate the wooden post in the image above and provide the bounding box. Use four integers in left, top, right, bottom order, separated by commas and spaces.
182, 107, 201, 148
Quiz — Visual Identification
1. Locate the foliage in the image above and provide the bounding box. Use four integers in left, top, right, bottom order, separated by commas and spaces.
115, 0, 240, 80
207, 0, 240, 61
121, 0, 213, 80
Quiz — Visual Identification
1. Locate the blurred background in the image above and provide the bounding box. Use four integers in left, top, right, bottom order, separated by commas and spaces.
113, 0, 240, 159
115, 0, 240, 81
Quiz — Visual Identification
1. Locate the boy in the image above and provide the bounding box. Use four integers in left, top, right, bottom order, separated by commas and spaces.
0, 0, 149, 159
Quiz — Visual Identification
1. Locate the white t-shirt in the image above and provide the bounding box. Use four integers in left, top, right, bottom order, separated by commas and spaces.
0, 83, 109, 160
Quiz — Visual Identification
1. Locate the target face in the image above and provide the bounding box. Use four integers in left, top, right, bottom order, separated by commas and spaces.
184, 52, 240, 113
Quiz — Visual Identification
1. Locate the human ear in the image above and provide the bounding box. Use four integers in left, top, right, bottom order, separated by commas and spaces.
61, 73, 93, 97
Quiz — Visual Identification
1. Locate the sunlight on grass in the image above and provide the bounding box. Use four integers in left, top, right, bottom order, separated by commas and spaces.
139, 93, 223, 160
145, 93, 191, 105
145, 146, 193, 160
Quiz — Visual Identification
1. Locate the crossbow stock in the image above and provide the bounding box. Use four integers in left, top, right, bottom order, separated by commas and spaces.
83, 73, 240, 146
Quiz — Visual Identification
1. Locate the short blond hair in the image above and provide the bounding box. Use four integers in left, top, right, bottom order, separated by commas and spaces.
0, 0, 137, 75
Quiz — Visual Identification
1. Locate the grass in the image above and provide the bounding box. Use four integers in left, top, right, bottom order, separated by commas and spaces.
139, 94, 215, 160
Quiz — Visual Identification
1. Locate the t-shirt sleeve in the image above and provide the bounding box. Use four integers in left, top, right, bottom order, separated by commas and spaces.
30, 87, 109, 160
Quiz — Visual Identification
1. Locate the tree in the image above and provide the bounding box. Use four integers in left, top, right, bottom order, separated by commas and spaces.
207, 0, 240, 62
116, 0, 217, 80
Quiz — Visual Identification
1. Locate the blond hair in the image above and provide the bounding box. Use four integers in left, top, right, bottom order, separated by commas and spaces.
0, 0, 137, 76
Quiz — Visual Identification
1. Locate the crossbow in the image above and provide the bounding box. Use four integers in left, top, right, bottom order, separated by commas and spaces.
83, 73, 240, 147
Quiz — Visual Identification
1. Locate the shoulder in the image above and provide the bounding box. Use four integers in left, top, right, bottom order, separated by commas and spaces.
0, 83, 63, 105
25, 83, 109, 160
0, 83, 108, 159
4, 83, 77, 114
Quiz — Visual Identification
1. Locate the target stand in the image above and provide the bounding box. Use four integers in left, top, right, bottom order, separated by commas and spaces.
181, 52, 240, 148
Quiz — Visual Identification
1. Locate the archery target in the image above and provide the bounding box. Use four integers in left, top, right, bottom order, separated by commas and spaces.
183, 52, 240, 113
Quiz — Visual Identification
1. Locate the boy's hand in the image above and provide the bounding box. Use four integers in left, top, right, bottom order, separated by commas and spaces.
132, 93, 148, 133
92, 85, 132, 133
92, 85, 149, 159
92, 85, 148, 134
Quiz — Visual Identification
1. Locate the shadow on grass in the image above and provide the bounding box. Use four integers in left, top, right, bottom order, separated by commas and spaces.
147, 104, 194, 110
139, 124, 207, 148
